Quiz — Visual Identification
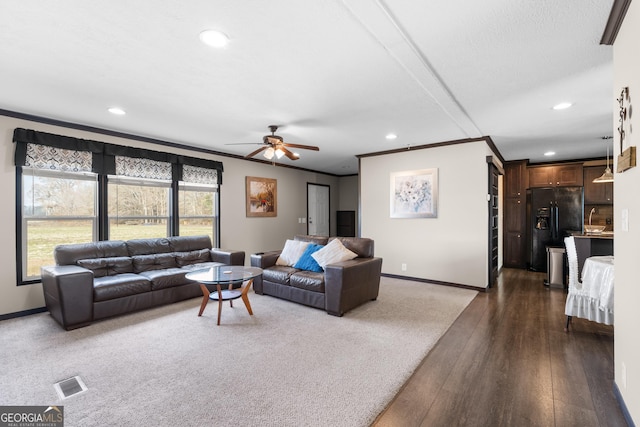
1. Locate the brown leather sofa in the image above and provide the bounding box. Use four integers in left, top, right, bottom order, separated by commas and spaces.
250, 235, 382, 316
40, 235, 244, 330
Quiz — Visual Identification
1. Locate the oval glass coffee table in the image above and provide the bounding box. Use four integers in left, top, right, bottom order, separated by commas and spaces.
186, 266, 263, 325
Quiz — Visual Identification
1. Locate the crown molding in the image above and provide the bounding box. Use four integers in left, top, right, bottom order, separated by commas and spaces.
600, 0, 632, 45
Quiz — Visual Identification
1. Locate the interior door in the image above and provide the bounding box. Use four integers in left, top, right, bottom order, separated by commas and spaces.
307, 183, 330, 236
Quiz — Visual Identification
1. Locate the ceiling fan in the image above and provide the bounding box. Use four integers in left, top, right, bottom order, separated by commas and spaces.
231, 125, 319, 161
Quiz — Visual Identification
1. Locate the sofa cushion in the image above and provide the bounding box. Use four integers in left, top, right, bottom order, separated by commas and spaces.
93, 273, 152, 302
174, 249, 211, 267
290, 271, 325, 293
263, 265, 298, 286
139, 268, 189, 291
168, 235, 212, 252
132, 253, 177, 273
126, 237, 172, 256
293, 244, 324, 272
77, 257, 134, 278
311, 238, 358, 268
55, 240, 128, 266
276, 239, 310, 266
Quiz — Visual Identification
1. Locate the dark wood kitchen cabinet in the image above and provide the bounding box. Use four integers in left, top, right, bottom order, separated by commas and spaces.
505, 161, 526, 198
583, 166, 613, 204
504, 161, 528, 268
528, 164, 583, 187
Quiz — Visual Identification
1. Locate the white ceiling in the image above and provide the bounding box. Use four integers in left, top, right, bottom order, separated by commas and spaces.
0, 0, 615, 175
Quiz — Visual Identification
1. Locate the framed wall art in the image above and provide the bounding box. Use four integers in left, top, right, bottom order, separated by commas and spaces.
390, 169, 438, 218
246, 176, 277, 217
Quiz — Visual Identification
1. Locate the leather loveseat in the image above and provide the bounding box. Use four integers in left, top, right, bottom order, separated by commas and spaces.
250, 235, 382, 316
40, 235, 244, 330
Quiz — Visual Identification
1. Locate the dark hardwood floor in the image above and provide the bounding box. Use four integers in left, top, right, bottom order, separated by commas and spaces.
372, 268, 627, 427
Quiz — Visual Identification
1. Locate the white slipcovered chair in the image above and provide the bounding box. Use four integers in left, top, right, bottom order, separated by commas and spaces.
563, 236, 614, 331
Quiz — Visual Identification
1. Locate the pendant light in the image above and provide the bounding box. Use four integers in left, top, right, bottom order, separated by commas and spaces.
593, 145, 614, 183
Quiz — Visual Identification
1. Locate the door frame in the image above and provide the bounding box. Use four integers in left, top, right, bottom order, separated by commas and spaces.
307, 183, 330, 236
487, 157, 504, 287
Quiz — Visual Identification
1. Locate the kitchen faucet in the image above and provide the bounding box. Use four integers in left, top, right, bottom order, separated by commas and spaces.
589, 207, 596, 225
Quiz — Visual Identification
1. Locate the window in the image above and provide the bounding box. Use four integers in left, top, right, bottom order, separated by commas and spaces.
20, 169, 98, 282
13, 127, 224, 285
107, 155, 173, 240
178, 164, 219, 242
179, 182, 218, 243
108, 176, 171, 240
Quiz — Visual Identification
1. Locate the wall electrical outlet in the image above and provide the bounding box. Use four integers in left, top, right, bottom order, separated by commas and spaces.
401, 263, 407, 271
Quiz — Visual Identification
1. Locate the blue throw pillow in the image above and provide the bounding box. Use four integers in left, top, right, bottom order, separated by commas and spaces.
293, 244, 324, 272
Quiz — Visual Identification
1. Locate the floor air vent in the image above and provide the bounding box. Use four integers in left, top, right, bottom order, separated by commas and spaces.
54, 376, 88, 399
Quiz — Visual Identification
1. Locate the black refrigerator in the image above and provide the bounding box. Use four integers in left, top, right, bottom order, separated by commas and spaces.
526, 187, 584, 272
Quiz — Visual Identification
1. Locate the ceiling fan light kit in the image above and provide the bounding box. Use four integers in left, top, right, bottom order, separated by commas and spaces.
229, 125, 320, 163
263, 147, 275, 160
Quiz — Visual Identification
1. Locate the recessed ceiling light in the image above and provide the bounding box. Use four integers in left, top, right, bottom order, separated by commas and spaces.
386, 133, 397, 140
199, 30, 229, 48
552, 102, 572, 110
108, 107, 126, 115
544, 151, 556, 156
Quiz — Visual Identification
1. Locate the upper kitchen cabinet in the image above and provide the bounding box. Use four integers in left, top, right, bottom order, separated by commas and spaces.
583, 166, 613, 204
528, 163, 583, 188
505, 160, 528, 197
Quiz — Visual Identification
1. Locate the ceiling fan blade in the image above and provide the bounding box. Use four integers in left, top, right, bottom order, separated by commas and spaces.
280, 146, 299, 160
282, 142, 320, 151
245, 146, 268, 158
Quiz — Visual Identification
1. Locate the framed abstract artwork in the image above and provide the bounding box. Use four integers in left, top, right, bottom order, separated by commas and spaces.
390, 169, 438, 218
246, 176, 277, 217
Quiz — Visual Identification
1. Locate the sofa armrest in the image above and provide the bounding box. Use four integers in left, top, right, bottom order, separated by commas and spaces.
250, 250, 281, 269
249, 251, 281, 294
211, 248, 245, 266
324, 257, 383, 316
41, 265, 94, 330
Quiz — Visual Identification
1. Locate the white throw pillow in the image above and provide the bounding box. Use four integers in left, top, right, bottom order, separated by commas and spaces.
311, 238, 358, 268
276, 239, 310, 266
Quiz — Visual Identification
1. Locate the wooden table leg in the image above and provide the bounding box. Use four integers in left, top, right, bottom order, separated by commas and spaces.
198, 284, 209, 316
241, 279, 254, 316
216, 284, 223, 326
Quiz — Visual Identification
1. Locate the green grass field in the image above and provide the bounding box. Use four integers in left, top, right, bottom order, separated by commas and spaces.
26, 222, 214, 278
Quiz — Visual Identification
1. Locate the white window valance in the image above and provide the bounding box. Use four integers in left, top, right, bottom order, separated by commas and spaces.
182, 165, 218, 185
25, 143, 92, 172
115, 156, 172, 180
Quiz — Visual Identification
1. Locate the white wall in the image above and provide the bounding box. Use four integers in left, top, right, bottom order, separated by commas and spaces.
337, 174, 359, 232
0, 115, 339, 316
337, 175, 358, 211
613, 2, 640, 422
360, 140, 494, 288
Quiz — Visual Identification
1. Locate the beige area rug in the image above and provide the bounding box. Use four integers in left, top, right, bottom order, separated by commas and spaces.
0, 277, 477, 426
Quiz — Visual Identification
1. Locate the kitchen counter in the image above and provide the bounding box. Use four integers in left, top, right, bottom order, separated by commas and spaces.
573, 232, 614, 239
569, 233, 614, 279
